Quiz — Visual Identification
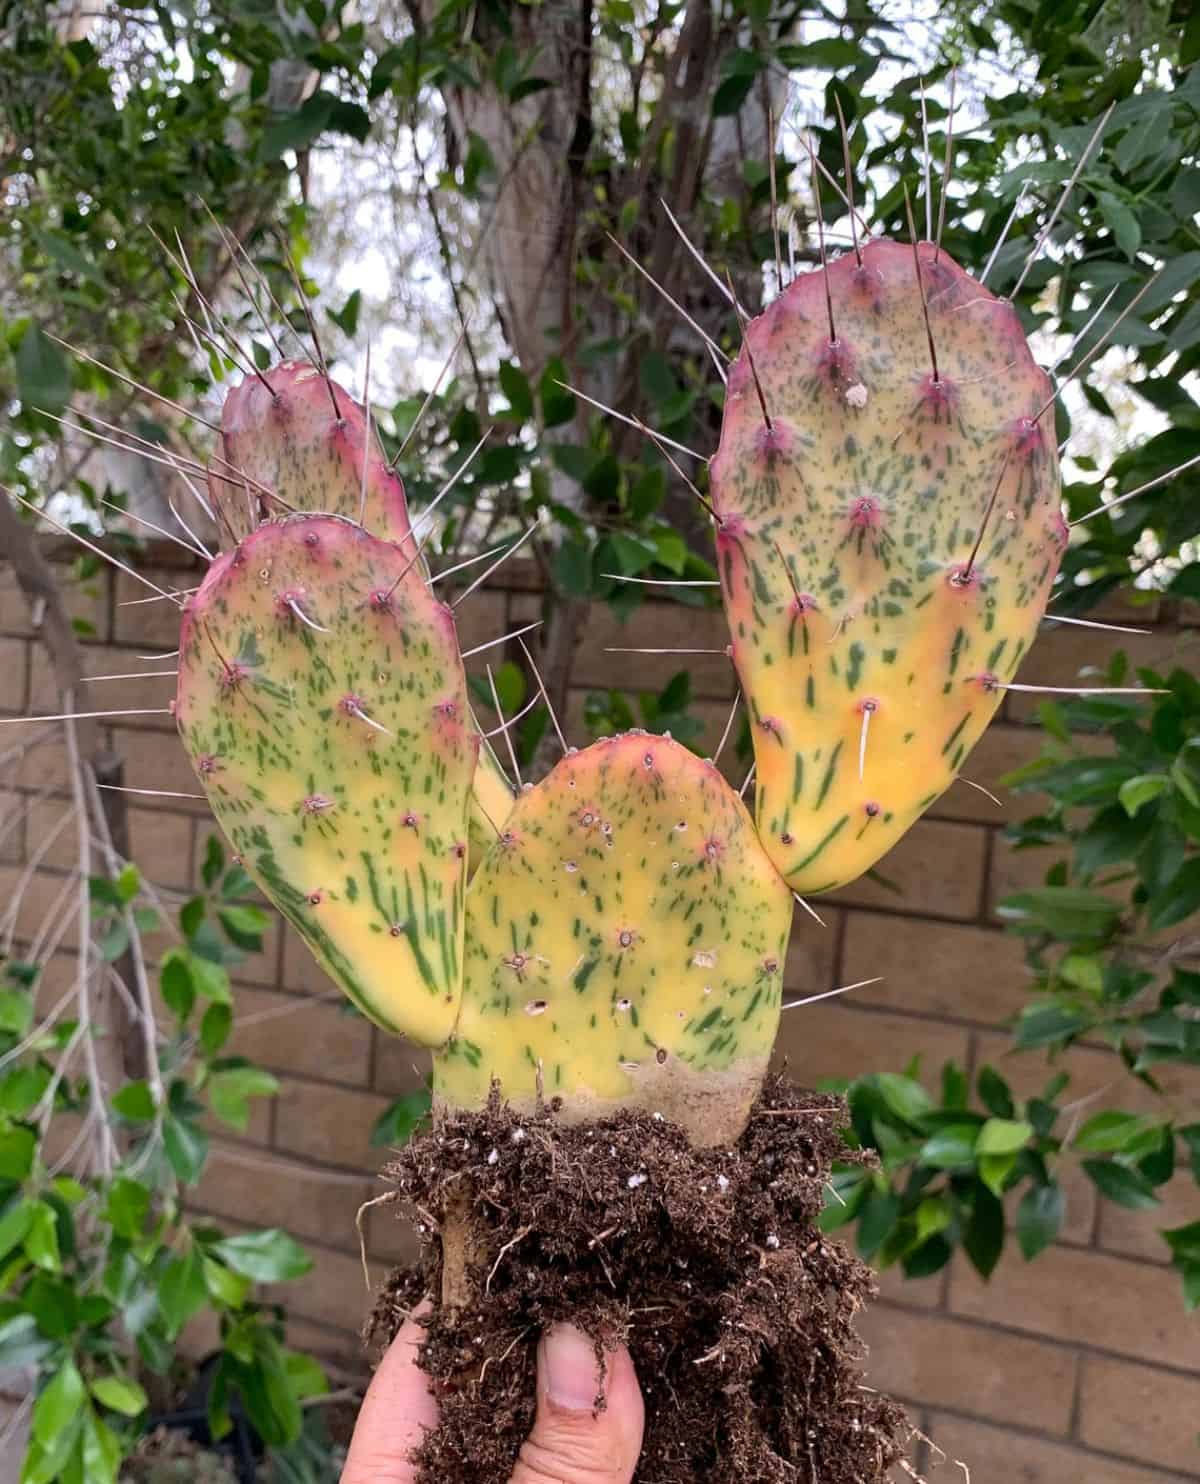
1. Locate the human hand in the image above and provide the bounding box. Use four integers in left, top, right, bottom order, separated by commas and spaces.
341, 1311, 645, 1484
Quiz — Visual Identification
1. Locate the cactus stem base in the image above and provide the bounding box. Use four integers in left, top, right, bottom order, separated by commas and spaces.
369, 1078, 911, 1483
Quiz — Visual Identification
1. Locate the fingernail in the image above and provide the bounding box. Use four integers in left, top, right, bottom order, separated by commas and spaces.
541, 1324, 602, 1412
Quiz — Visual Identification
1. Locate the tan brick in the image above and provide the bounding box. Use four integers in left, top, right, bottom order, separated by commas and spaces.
1097, 1171, 1199, 1263
0, 789, 26, 863
373, 1036, 433, 1099
858, 1306, 1076, 1434
0, 864, 76, 946
925, 1412, 1179, 1484
19, 797, 85, 872
282, 1316, 368, 1377
0, 568, 35, 637
113, 568, 195, 646
986, 831, 1068, 916
871, 1262, 944, 1311
108, 728, 210, 813
570, 601, 736, 701
1005, 623, 1192, 723
782, 904, 841, 995
948, 1245, 1197, 1370
275, 1238, 373, 1335
0, 637, 29, 715
126, 806, 193, 890
10, 735, 70, 793
228, 985, 372, 1087
449, 588, 508, 666
273, 1077, 393, 1173
29, 642, 177, 728
367, 1197, 423, 1265
1079, 1354, 1200, 1476
773, 1002, 971, 1089
194, 1142, 370, 1252
824, 819, 988, 922
841, 911, 1031, 1026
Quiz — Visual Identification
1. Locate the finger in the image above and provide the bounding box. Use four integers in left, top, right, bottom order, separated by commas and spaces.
510, 1324, 645, 1484
341, 1309, 439, 1484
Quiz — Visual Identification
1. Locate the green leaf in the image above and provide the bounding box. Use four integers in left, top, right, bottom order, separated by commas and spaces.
200, 1003, 233, 1057
978, 1152, 1018, 1198
874, 1073, 934, 1124
0, 1198, 33, 1261
160, 949, 196, 1020
328, 289, 361, 337
24, 1203, 60, 1271
919, 1124, 979, 1168
1118, 773, 1169, 816
1082, 1159, 1161, 1209
0, 1313, 54, 1371
112, 1080, 155, 1122
202, 1255, 250, 1310
211, 1229, 313, 1283
0, 989, 34, 1036
498, 361, 534, 421
1074, 1111, 1153, 1153
0, 1125, 36, 1180
1017, 1181, 1064, 1259
856, 1189, 900, 1260
1097, 192, 1141, 259
261, 92, 370, 159
163, 1114, 208, 1184
976, 1065, 1015, 1119
914, 1195, 953, 1243
1013, 1002, 1090, 1050
283, 1348, 328, 1400
159, 1248, 208, 1337
16, 323, 72, 418
963, 1184, 1006, 1279
1148, 858, 1200, 932
976, 1118, 1033, 1156
217, 904, 267, 952
208, 1065, 279, 1132
102, 1177, 150, 1239
1163, 1221, 1200, 1264
32, 1356, 85, 1447
89, 1373, 148, 1417
539, 359, 575, 427
997, 887, 1121, 941
370, 1088, 433, 1147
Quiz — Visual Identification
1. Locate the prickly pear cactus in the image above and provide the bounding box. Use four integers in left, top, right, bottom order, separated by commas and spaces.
434, 733, 793, 1144
176, 513, 473, 1042
710, 238, 1062, 894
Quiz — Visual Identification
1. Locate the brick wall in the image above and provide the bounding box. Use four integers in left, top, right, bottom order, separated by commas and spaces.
3, 543, 1199, 1480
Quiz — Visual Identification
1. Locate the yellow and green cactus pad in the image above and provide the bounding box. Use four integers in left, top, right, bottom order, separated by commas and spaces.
711, 238, 1063, 895
176, 514, 472, 1042
434, 733, 794, 1144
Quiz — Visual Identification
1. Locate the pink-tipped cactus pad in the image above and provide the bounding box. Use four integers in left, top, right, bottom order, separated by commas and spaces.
710, 239, 1062, 894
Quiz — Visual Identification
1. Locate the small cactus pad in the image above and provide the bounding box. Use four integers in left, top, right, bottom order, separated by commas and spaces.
176, 514, 472, 1042
434, 733, 794, 1145
210, 360, 414, 550
710, 238, 1062, 894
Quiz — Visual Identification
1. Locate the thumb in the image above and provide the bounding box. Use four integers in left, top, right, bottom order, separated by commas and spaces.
510, 1324, 644, 1484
